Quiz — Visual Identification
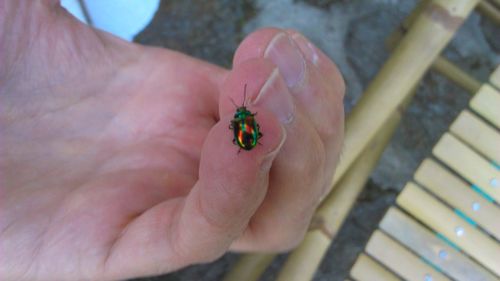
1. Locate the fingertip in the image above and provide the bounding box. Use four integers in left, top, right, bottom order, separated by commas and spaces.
233, 27, 285, 66
236, 28, 345, 100
285, 30, 346, 97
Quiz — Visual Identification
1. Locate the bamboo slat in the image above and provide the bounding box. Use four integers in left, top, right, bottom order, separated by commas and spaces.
350, 253, 401, 281
433, 56, 482, 94
470, 84, 500, 128
397, 182, 500, 275
274, 229, 330, 280
380, 207, 499, 281
433, 133, 500, 203
450, 110, 500, 164
491, 65, 500, 89
385, 0, 431, 49
415, 159, 500, 240
366, 230, 450, 281
221, 254, 275, 281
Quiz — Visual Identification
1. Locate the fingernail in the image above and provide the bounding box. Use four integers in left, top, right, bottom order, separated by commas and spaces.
264, 33, 306, 88
261, 125, 286, 171
254, 68, 295, 124
291, 33, 320, 66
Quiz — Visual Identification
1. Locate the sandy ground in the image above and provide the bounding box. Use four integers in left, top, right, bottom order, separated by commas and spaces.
133, 1, 499, 280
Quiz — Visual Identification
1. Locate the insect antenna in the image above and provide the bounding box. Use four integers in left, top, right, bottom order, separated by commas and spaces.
243, 84, 247, 107
229, 96, 238, 108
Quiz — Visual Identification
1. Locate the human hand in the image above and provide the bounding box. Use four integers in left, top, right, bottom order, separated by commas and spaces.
0, 1, 344, 280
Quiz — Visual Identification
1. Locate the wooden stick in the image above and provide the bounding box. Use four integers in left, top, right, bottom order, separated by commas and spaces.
223, 0, 480, 279
432, 56, 482, 93
222, 254, 275, 281
331, 0, 479, 192
477, 0, 500, 25
275, 95, 410, 281
387, 0, 483, 94
385, 0, 431, 55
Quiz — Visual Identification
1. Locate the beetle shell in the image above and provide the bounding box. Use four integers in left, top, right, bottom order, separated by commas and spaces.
230, 106, 262, 151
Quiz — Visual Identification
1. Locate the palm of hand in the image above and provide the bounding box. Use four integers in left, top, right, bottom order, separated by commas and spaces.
1, 11, 227, 278
2, 2, 345, 280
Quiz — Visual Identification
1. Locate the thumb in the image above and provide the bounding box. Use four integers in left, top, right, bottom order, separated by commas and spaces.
174, 110, 286, 262
99, 87, 286, 280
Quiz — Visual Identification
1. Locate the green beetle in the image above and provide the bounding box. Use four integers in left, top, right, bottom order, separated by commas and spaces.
229, 84, 263, 152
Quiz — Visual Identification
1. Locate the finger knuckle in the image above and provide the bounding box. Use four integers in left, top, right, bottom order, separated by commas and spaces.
249, 216, 310, 252
195, 247, 227, 264
266, 227, 307, 252
302, 137, 327, 180
196, 191, 234, 231
319, 99, 344, 138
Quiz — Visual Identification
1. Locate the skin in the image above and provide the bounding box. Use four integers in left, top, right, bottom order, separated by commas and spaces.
0, 1, 345, 280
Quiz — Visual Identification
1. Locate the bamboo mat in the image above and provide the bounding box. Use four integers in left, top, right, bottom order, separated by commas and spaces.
349, 68, 500, 281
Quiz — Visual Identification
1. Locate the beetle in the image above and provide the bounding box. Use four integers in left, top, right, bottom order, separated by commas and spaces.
229, 84, 263, 152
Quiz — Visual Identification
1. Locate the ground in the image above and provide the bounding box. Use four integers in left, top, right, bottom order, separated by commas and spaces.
133, 1, 499, 280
